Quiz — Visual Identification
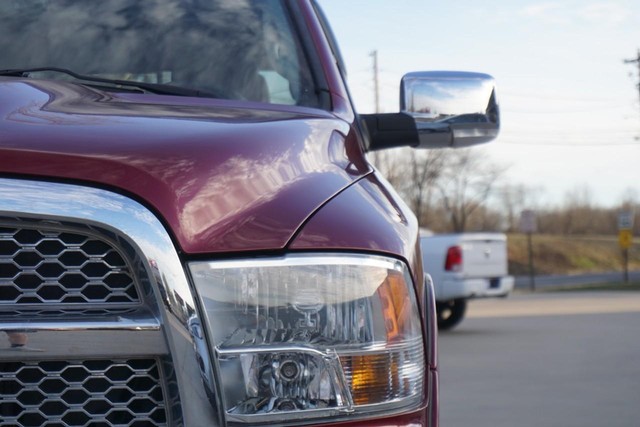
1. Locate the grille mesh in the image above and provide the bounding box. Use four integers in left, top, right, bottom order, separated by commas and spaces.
0, 359, 167, 426
0, 225, 139, 307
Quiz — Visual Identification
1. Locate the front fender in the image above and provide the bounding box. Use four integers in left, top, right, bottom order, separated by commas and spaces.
289, 172, 423, 286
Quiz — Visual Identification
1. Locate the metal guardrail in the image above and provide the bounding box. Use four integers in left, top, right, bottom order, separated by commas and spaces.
514, 271, 640, 290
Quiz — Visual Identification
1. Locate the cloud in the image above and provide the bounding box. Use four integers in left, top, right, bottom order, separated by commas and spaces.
579, 3, 631, 25
520, 1, 632, 26
522, 2, 564, 18
520, 2, 572, 25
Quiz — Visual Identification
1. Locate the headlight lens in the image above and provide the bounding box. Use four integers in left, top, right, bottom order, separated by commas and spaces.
189, 254, 425, 424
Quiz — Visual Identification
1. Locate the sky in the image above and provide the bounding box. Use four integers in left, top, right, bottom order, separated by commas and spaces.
317, 0, 640, 207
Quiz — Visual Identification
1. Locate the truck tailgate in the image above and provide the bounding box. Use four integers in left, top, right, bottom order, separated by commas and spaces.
461, 234, 508, 278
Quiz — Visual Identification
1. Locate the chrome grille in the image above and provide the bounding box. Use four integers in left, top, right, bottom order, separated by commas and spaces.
0, 224, 140, 307
0, 178, 218, 425
0, 308, 139, 320
0, 359, 168, 426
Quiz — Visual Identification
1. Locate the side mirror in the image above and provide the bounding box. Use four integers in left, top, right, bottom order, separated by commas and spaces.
362, 71, 500, 150
402, 71, 499, 148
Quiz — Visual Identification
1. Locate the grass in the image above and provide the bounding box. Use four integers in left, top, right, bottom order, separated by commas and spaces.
508, 233, 640, 276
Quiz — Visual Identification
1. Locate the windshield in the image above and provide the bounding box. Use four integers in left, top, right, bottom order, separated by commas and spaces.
0, 0, 320, 107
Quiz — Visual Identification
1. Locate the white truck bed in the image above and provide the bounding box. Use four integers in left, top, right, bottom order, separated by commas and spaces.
420, 232, 514, 301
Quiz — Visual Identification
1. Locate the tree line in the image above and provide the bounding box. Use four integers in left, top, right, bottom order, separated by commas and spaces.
374, 147, 639, 235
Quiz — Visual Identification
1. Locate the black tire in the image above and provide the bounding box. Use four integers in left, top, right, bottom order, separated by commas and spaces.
436, 298, 467, 330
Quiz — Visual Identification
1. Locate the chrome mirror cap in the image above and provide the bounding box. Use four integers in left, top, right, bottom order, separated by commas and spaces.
401, 71, 499, 148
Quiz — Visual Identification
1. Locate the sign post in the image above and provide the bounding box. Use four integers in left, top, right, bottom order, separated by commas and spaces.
618, 212, 634, 283
519, 210, 537, 291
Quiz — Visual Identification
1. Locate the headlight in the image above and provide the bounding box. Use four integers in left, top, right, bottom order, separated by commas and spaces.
189, 254, 425, 424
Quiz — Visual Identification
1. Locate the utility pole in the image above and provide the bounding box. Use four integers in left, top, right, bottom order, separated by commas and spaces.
369, 50, 382, 166
624, 49, 640, 117
370, 50, 380, 113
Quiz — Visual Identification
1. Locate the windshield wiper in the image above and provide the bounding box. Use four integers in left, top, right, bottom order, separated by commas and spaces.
0, 67, 218, 98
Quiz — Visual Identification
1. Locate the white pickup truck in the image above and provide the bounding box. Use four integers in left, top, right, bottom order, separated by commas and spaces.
420, 231, 514, 329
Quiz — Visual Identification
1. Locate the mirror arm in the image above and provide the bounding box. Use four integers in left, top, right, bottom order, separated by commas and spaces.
361, 113, 419, 151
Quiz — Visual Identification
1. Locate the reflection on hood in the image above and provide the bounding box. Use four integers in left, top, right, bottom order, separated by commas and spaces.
0, 77, 368, 254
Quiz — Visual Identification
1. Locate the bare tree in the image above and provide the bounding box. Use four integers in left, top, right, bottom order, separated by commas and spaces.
369, 148, 448, 227
405, 149, 447, 224
619, 187, 639, 210
498, 183, 543, 232
560, 185, 595, 234
368, 148, 407, 191
435, 148, 505, 232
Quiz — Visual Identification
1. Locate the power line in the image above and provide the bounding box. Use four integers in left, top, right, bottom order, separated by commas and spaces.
497, 140, 640, 147
507, 105, 633, 114
501, 92, 630, 103
504, 130, 639, 136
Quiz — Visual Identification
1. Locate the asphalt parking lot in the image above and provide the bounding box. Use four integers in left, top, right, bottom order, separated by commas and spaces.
438, 290, 640, 427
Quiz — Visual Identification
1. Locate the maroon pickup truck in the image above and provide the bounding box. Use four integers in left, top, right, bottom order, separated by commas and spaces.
0, 1, 499, 426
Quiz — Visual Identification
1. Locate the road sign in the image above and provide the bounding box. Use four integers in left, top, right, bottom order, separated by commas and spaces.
618, 211, 634, 230
619, 230, 633, 249
519, 210, 537, 233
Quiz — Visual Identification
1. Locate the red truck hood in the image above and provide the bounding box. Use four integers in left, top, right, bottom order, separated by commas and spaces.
0, 78, 368, 254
